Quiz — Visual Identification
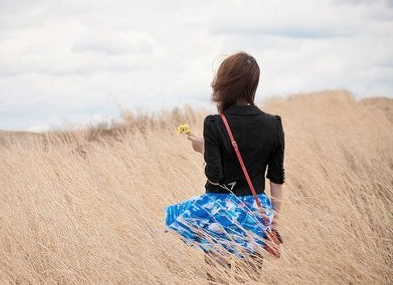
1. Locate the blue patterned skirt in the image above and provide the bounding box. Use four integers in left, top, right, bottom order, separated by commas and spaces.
165, 192, 274, 257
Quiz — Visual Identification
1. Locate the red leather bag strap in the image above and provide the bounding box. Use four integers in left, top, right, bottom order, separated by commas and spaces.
220, 113, 270, 227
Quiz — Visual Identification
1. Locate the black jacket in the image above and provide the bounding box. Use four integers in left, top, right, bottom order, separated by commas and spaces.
204, 104, 285, 196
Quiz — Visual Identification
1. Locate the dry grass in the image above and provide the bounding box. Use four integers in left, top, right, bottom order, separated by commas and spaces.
0, 90, 392, 285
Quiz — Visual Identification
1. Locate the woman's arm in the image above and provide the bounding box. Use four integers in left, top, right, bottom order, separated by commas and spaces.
187, 116, 223, 184
267, 116, 285, 228
270, 182, 283, 227
203, 116, 224, 184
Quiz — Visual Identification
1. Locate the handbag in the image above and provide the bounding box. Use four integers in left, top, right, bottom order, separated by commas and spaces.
220, 113, 283, 258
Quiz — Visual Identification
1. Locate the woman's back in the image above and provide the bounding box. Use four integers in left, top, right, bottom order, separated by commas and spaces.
204, 104, 285, 196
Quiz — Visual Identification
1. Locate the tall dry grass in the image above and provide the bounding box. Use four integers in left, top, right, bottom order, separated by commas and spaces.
0, 90, 392, 285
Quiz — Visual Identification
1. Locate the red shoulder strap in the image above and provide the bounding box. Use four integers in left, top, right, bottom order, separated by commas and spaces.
220, 113, 270, 226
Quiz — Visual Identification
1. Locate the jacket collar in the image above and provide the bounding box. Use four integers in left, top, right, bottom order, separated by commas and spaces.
223, 104, 263, 116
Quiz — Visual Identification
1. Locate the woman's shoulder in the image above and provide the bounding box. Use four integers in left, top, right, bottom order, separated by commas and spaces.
257, 111, 284, 138
261, 112, 284, 140
204, 114, 220, 124
259, 108, 280, 118
203, 114, 220, 133
259, 110, 282, 125
204, 111, 282, 124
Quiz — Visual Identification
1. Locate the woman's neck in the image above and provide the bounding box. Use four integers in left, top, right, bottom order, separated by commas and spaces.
235, 100, 251, 106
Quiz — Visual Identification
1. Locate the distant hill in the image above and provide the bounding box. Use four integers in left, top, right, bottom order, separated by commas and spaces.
361, 96, 393, 123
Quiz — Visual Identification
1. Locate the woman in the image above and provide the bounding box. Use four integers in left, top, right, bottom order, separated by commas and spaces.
165, 52, 285, 279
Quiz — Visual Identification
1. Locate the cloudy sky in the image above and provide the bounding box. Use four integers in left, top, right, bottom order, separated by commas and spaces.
1, 0, 392, 131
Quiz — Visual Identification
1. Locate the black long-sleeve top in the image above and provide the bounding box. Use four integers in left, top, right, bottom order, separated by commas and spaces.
204, 104, 285, 196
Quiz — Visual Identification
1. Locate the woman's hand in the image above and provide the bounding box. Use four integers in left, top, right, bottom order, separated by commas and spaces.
187, 135, 204, 154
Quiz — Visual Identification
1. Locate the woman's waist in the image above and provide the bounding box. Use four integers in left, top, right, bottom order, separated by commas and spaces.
205, 180, 265, 196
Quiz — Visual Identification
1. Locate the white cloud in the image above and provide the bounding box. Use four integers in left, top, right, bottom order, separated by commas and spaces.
0, 0, 392, 131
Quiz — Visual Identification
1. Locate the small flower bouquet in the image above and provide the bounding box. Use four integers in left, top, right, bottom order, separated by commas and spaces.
177, 124, 192, 136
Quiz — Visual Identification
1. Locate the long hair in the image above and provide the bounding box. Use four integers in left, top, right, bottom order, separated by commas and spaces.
211, 52, 260, 112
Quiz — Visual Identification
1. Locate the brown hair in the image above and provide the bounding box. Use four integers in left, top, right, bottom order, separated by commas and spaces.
211, 52, 260, 112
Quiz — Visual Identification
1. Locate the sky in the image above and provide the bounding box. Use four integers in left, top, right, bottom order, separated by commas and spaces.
0, 0, 392, 131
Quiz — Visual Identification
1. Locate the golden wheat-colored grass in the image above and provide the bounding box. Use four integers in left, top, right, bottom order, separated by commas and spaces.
0, 90, 392, 285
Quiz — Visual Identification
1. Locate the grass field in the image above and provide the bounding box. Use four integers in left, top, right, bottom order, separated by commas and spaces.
0, 90, 392, 285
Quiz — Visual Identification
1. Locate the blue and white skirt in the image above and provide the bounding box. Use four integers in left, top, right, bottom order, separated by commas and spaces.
165, 192, 274, 257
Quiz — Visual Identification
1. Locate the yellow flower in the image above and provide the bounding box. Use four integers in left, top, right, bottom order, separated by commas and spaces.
177, 124, 192, 135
